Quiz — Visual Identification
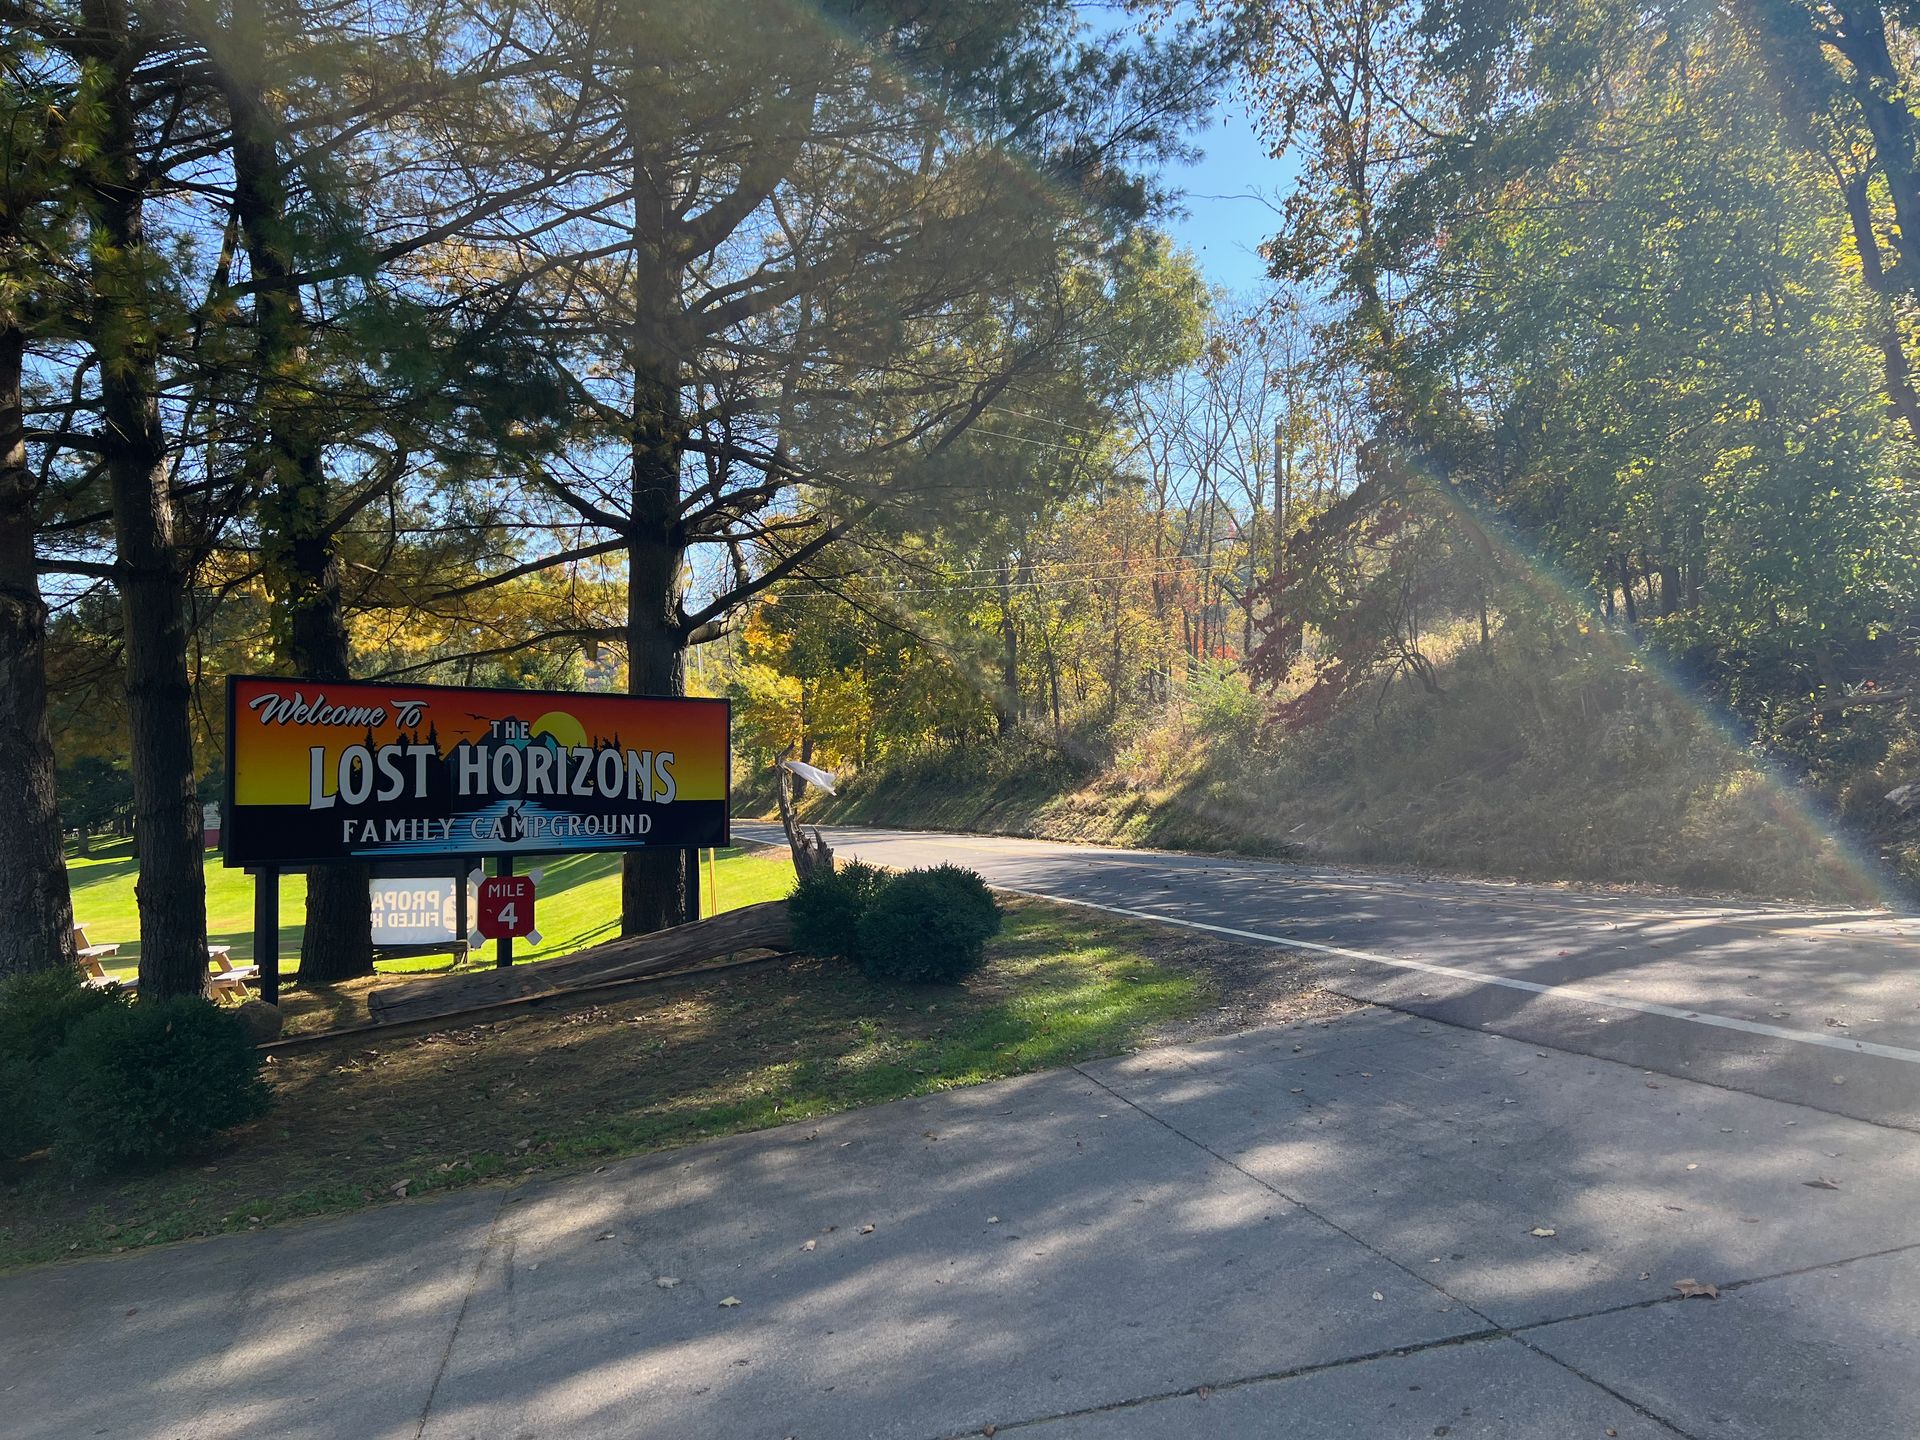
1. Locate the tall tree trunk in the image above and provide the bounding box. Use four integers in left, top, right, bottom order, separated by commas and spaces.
623, 501, 689, 933
1270, 417, 1302, 667
1824, 2, 1920, 289
82, 0, 208, 998
1042, 623, 1064, 741
219, 0, 372, 984
1656, 563, 1681, 617
995, 563, 1020, 736
621, 127, 689, 936
1839, 172, 1920, 444
0, 323, 77, 978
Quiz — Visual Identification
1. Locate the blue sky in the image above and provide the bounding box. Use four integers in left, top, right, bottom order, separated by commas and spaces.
1158, 92, 1286, 296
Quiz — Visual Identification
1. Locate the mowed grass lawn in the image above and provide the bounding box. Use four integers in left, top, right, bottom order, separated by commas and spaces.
65, 839, 796, 985
0, 897, 1241, 1269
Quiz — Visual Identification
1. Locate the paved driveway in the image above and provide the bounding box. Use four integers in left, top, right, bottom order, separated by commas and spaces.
8, 1005, 1920, 1438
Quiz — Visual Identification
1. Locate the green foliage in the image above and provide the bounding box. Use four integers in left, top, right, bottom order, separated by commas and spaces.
46, 998, 271, 1177
857, 865, 1003, 984
0, 967, 130, 1163
1184, 661, 1262, 742
56, 756, 133, 838
787, 860, 890, 962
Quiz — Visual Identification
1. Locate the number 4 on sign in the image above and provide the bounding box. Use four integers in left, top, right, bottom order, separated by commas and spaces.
469, 867, 542, 948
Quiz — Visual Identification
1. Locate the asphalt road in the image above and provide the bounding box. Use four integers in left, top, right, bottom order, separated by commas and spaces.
738, 821, 1920, 1128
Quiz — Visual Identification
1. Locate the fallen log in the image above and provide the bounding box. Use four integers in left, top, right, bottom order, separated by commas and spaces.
366, 899, 792, 1027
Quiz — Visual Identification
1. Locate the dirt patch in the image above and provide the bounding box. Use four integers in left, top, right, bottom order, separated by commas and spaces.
1128, 927, 1358, 1045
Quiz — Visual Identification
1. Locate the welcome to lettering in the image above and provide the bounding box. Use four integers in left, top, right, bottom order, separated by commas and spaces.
250, 690, 426, 729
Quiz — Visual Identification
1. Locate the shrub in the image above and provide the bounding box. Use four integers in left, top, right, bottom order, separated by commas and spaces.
0, 966, 130, 1162
788, 859, 889, 961
46, 997, 271, 1177
856, 864, 1002, 984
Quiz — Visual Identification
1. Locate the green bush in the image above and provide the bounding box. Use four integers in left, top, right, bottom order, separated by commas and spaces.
788, 859, 889, 961
856, 865, 1002, 984
0, 967, 129, 1162
46, 997, 271, 1177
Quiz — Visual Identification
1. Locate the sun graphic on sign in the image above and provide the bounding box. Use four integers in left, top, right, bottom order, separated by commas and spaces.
531, 710, 588, 749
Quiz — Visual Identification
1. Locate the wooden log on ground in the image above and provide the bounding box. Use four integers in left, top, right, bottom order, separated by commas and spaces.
366, 899, 791, 1027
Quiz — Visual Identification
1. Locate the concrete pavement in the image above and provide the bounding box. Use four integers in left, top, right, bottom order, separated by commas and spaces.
738, 822, 1920, 1129
12, 824, 1920, 1437
9, 1005, 1920, 1438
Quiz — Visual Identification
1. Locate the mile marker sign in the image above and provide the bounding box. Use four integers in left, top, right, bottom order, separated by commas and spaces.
471, 867, 542, 947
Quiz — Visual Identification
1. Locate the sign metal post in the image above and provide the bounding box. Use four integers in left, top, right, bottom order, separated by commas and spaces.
254, 865, 280, 1005
496, 855, 515, 968
684, 847, 702, 922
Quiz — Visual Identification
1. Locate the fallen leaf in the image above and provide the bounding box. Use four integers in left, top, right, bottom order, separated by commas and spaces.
655, 1277, 680, 1289
1804, 1178, 1842, 1190
1672, 1278, 1719, 1299
859, 1223, 875, 1235
987, 1216, 1001, 1224
1685, 1163, 1698, 1171
718, 1296, 741, 1308
1529, 1227, 1557, 1238
595, 1231, 614, 1242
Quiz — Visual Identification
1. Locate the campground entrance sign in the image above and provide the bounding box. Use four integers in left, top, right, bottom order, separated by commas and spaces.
224, 676, 729, 865
223, 677, 730, 1001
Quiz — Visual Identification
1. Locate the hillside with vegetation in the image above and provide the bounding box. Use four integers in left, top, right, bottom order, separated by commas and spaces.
768, 634, 1904, 902
722, 0, 1920, 906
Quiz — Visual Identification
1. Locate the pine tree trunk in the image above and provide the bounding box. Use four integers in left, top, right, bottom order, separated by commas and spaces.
221, 4, 372, 984
623, 514, 690, 933
0, 324, 77, 979
83, 0, 209, 998
620, 126, 690, 936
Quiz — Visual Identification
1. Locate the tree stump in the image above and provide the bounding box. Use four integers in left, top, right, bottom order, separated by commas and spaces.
776, 757, 834, 879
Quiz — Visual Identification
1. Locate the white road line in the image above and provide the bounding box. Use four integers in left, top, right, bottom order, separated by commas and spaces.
1000, 885, 1920, 1067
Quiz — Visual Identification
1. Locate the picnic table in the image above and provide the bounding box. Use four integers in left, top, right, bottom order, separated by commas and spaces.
73, 927, 261, 999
